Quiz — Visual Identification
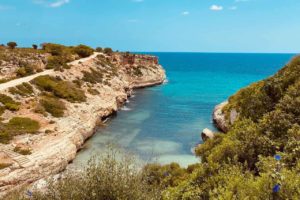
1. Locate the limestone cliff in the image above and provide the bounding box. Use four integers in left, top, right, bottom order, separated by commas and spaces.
0, 52, 166, 196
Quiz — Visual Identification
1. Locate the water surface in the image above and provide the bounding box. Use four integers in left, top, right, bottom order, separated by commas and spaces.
73, 53, 295, 167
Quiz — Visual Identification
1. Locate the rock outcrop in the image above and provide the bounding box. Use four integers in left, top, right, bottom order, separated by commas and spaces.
201, 128, 215, 142
213, 101, 229, 132
0, 52, 166, 197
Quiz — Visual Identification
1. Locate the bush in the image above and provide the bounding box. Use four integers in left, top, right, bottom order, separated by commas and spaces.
46, 56, 67, 69
72, 45, 94, 58
7, 42, 17, 49
9, 83, 34, 97
95, 47, 103, 52
0, 117, 40, 143
32, 75, 86, 102
32, 44, 38, 50
6, 117, 40, 134
39, 96, 66, 117
13, 146, 32, 155
0, 94, 20, 111
82, 68, 103, 84
43, 43, 65, 56
8, 147, 161, 200
103, 47, 113, 54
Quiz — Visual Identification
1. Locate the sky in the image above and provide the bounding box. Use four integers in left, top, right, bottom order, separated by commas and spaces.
0, 0, 300, 53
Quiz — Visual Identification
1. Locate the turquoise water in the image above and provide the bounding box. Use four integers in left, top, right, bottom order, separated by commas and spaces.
73, 53, 295, 167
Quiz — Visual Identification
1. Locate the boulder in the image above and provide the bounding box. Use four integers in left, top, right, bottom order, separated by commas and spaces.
201, 128, 215, 142
213, 101, 229, 132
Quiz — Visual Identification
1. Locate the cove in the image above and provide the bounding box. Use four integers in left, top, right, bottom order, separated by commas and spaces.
73, 53, 295, 167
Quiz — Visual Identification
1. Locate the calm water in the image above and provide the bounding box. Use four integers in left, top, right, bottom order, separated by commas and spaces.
73, 53, 295, 167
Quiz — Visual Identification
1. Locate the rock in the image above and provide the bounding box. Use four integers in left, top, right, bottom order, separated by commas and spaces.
213, 101, 229, 132
201, 128, 215, 142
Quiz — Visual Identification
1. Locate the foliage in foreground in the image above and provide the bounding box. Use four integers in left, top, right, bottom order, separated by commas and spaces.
8, 147, 161, 200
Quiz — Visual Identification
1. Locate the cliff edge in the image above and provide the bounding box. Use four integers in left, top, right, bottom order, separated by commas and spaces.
0, 50, 166, 196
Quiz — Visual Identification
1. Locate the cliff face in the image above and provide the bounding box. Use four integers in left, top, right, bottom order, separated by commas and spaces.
0, 52, 166, 196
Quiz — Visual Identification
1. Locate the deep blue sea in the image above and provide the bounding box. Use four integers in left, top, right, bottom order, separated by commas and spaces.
73, 53, 295, 167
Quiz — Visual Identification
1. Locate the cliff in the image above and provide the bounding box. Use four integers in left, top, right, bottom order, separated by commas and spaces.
0, 50, 166, 196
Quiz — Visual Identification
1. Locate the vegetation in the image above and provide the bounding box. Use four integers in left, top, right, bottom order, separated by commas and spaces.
148, 56, 300, 199
46, 56, 68, 70
0, 117, 40, 144
7, 42, 17, 49
13, 146, 32, 155
39, 96, 66, 117
72, 44, 94, 58
9, 83, 34, 97
32, 75, 86, 102
95, 47, 103, 52
8, 147, 161, 200
103, 47, 113, 54
82, 68, 103, 84
0, 94, 20, 111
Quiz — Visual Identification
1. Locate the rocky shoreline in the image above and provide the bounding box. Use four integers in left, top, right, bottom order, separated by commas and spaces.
0, 53, 166, 197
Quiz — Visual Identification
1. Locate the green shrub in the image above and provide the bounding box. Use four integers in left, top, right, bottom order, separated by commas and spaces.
16, 63, 35, 77
43, 43, 65, 56
8, 147, 161, 200
6, 117, 40, 134
13, 146, 32, 155
87, 88, 100, 95
82, 68, 103, 84
103, 47, 113, 54
9, 83, 34, 97
0, 117, 40, 143
39, 96, 66, 117
0, 94, 20, 111
32, 75, 86, 102
72, 45, 94, 58
95, 47, 103, 52
46, 56, 67, 69
7, 42, 17, 49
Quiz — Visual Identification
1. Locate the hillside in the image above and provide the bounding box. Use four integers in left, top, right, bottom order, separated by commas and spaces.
0, 44, 166, 196
134, 56, 300, 200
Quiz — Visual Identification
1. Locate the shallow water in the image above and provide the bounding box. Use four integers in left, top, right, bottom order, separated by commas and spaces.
73, 53, 295, 167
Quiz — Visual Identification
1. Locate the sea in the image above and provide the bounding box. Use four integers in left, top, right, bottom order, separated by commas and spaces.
72, 53, 295, 167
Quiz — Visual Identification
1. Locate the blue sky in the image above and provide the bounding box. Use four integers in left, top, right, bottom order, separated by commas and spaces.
0, 0, 300, 53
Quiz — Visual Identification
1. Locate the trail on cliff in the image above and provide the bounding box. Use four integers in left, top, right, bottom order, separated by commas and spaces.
0, 52, 101, 92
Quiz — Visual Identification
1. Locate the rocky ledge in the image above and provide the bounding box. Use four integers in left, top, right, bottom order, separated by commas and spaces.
212, 101, 229, 133
0, 52, 166, 197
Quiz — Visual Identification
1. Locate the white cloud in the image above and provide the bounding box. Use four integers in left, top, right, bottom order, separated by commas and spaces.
181, 11, 190, 16
33, 0, 70, 8
210, 5, 223, 11
49, 0, 70, 8
132, 0, 144, 3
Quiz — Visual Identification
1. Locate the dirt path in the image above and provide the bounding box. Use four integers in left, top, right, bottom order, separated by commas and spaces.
0, 52, 101, 92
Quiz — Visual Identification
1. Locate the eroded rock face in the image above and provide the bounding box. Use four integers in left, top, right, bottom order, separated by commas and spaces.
201, 128, 215, 142
0, 53, 166, 197
213, 101, 229, 132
